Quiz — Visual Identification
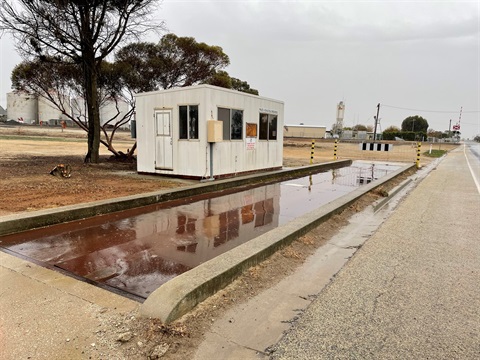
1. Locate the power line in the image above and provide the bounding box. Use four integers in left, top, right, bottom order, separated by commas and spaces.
381, 104, 480, 114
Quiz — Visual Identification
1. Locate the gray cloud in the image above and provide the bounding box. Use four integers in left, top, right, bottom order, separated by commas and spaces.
1, 0, 479, 137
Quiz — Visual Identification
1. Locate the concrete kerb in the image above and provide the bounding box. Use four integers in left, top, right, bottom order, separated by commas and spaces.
140, 163, 416, 324
372, 178, 413, 213
0, 160, 351, 237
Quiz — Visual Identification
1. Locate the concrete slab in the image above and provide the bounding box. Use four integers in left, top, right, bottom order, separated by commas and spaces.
0, 252, 138, 360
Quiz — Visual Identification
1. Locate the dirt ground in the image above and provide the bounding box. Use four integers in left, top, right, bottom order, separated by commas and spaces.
0, 125, 448, 359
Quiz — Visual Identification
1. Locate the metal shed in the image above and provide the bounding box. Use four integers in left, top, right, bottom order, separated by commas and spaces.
135, 85, 284, 179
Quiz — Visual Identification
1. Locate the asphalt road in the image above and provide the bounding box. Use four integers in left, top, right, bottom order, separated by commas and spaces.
271, 144, 480, 359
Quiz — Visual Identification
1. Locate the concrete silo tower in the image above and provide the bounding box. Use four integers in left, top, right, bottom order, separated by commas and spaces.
332, 101, 345, 136
7, 92, 37, 123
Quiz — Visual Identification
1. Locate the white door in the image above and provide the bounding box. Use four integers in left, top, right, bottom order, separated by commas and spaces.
155, 110, 173, 170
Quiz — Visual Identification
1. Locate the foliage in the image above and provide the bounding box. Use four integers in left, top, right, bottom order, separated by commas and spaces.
427, 128, 444, 139
116, 35, 258, 95
382, 131, 427, 141
474, 135, 480, 143
352, 124, 368, 131
229, 77, 259, 95
401, 115, 429, 133
383, 125, 400, 133
116, 35, 230, 91
0, 0, 161, 162
205, 70, 233, 89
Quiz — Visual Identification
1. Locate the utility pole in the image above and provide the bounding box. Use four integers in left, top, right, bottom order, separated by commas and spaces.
373, 103, 380, 142
449, 119, 452, 138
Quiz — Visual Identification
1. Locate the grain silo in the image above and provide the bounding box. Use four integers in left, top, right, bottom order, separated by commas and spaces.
7, 92, 37, 123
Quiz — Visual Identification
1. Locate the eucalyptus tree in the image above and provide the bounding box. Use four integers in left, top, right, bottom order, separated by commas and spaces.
115, 34, 258, 94
115, 34, 231, 91
0, 0, 162, 162
401, 115, 429, 133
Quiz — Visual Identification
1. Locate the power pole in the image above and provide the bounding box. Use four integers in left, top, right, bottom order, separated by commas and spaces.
373, 103, 380, 141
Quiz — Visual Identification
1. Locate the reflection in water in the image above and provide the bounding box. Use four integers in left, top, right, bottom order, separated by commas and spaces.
0, 161, 400, 299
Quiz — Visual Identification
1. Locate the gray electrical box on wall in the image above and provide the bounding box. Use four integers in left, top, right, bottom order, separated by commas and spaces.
207, 120, 223, 142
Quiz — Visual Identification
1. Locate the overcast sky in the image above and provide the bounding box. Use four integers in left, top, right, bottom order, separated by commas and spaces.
1, 0, 479, 138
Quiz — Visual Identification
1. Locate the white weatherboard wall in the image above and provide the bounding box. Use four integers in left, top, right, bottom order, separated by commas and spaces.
135, 85, 284, 178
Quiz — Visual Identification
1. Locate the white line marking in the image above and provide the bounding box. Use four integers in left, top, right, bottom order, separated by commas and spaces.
464, 143, 480, 195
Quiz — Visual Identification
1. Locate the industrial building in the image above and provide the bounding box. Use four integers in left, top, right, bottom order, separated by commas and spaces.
6, 91, 130, 128
6, 92, 70, 124
135, 84, 284, 179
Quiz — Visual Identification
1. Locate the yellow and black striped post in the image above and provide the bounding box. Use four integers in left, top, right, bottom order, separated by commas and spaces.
310, 140, 315, 164
416, 142, 422, 168
333, 139, 338, 160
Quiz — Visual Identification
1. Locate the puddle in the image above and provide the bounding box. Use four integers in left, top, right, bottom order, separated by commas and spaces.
0, 161, 401, 299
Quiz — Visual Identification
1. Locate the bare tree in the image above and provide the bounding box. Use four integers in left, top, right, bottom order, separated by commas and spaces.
1, 0, 162, 162
12, 58, 137, 159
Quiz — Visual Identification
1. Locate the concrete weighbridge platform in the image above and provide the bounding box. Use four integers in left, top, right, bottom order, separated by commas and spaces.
0, 160, 415, 324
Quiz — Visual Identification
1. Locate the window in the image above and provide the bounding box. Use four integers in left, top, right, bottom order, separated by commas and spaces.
259, 113, 277, 140
179, 105, 198, 139
218, 107, 243, 140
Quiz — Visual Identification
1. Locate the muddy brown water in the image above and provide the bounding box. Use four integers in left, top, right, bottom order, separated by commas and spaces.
0, 161, 401, 300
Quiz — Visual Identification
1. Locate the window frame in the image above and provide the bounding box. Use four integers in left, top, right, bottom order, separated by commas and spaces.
259, 113, 278, 141
217, 107, 244, 141
179, 104, 199, 140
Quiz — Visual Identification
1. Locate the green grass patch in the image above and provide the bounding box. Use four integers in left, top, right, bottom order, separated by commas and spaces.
423, 149, 447, 158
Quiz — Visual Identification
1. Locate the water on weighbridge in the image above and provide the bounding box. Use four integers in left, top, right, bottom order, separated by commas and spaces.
0, 161, 400, 299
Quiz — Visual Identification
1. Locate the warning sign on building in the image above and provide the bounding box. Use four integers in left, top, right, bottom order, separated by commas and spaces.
246, 137, 256, 150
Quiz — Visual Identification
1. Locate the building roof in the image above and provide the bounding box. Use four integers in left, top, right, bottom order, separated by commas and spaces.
0, 105, 6, 116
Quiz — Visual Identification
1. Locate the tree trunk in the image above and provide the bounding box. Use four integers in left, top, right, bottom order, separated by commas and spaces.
83, 56, 101, 163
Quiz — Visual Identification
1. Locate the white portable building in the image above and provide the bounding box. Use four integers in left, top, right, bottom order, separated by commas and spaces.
135, 85, 284, 179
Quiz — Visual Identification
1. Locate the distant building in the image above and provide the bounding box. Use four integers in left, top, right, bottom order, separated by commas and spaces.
284, 124, 327, 139
340, 130, 372, 140
6, 91, 130, 128
0, 105, 6, 119
7, 91, 70, 125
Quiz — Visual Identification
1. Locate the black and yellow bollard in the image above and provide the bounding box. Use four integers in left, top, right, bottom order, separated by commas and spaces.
416, 142, 422, 168
333, 139, 338, 160
310, 140, 315, 164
